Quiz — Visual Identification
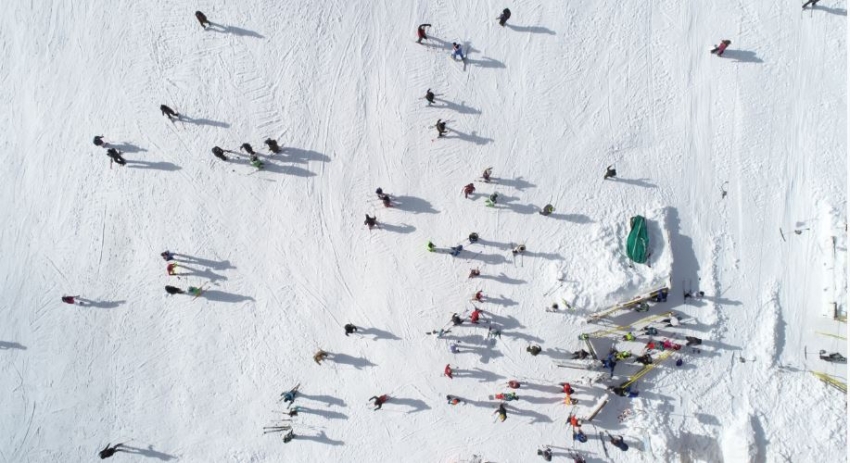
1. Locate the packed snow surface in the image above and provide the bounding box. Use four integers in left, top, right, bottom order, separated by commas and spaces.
0, 0, 846, 462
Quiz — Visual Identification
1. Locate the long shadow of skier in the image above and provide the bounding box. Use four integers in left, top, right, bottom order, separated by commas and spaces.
298, 393, 346, 408
0, 341, 26, 350
432, 98, 482, 115
294, 430, 344, 446
329, 353, 376, 369
489, 176, 536, 191
815, 5, 847, 15
126, 160, 181, 172
180, 115, 231, 128
206, 23, 265, 38
296, 407, 348, 420
611, 177, 657, 188
176, 265, 227, 282
548, 213, 592, 223
720, 49, 764, 63
197, 290, 254, 304
476, 273, 526, 285
506, 24, 556, 35
358, 327, 401, 341
262, 162, 316, 177
173, 255, 235, 271
506, 404, 553, 423
485, 294, 518, 307
444, 128, 493, 145
392, 195, 439, 214
465, 252, 507, 265
455, 367, 505, 383
282, 147, 331, 163
108, 142, 147, 154
380, 222, 416, 234
391, 397, 431, 414
77, 298, 125, 309
120, 445, 177, 461
465, 56, 506, 69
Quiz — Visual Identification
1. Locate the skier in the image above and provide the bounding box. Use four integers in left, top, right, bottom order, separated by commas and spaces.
99, 443, 126, 459
417, 24, 431, 44
425, 88, 435, 105
473, 290, 484, 302
527, 344, 542, 356
165, 285, 184, 295
537, 447, 553, 461
93, 135, 106, 147
662, 315, 680, 327
281, 387, 298, 403
364, 214, 377, 230
468, 268, 480, 278
61, 296, 78, 305
569, 453, 587, 463
451, 43, 465, 61
249, 154, 264, 169
160, 104, 179, 120
487, 325, 502, 339
427, 241, 436, 252
161, 251, 175, 261
462, 183, 476, 198
572, 349, 590, 360
188, 286, 203, 297
313, 349, 329, 365
685, 336, 703, 346
470, 308, 483, 324
195, 11, 210, 28
449, 342, 460, 353
449, 245, 463, 256
368, 394, 389, 410
451, 313, 463, 325
512, 244, 526, 255
604, 165, 617, 180
539, 204, 554, 216
494, 403, 507, 422
568, 413, 580, 428
264, 138, 281, 153
802, 0, 820, 8
282, 429, 295, 443
446, 395, 462, 405
601, 357, 617, 376
435, 119, 447, 137
167, 263, 179, 275
622, 332, 636, 341
288, 405, 301, 417
634, 353, 653, 365
482, 167, 493, 183
240, 143, 256, 155
344, 323, 358, 336
562, 383, 575, 395
444, 364, 454, 379
376, 188, 391, 207
106, 148, 126, 165
819, 350, 846, 362
573, 429, 587, 443
486, 192, 498, 207
609, 434, 629, 451
507, 380, 521, 389
710, 40, 731, 56
495, 391, 518, 401
468, 233, 479, 243
498, 8, 512, 26
643, 326, 659, 336
211, 146, 227, 161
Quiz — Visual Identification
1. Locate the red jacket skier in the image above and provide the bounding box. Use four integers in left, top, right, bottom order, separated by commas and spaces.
61, 296, 76, 305
444, 364, 454, 379
417, 24, 431, 44
167, 263, 179, 275
470, 308, 483, 324
369, 394, 389, 410
463, 183, 476, 198
562, 383, 574, 394
711, 40, 731, 56
473, 290, 484, 302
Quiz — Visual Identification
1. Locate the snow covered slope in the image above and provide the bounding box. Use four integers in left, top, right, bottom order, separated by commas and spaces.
0, 0, 845, 462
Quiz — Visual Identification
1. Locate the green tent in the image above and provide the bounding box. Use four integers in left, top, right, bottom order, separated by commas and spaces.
626, 216, 649, 264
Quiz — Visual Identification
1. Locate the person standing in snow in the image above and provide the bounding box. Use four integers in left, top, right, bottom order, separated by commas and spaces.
364, 214, 377, 230
468, 232, 479, 243
462, 183, 476, 198
512, 244, 526, 255
435, 119, 447, 137
211, 146, 227, 161
470, 308, 483, 324
344, 323, 358, 336
375, 188, 391, 207
165, 285, 184, 295
195, 11, 211, 28
507, 380, 521, 389
451, 42, 465, 60
417, 24, 431, 43
449, 342, 460, 354
264, 138, 281, 154
498, 8, 512, 26
427, 241, 437, 252
167, 263, 179, 275
571, 349, 590, 359
369, 394, 389, 410
573, 429, 587, 443
161, 251, 175, 261
482, 167, 493, 183
449, 245, 463, 256
106, 148, 126, 165
494, 403, 507, 421
93, 135, 107, 147
473, 290, 484, 302
425, 88, 435, 105
99, 443, 127, 459
444, 364, 454, 379
710, 40, 731, 56
537, 447, 553, 461
240, 143, 256, 156
604, 165, 617, 180
527, 344, 542, 356
451, 313, 463, 326
62, 296, 80, 305
160, 105, 179, 120
539, 204, 554, 216
468, 268, 480, 278
314, 350, 329, 364
446, 395, 462, 405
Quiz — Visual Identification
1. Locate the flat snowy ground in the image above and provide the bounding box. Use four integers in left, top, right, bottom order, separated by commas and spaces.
0, 1, 846, 462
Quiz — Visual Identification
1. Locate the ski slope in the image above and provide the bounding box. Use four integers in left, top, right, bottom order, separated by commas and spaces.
0, 0, 846, 462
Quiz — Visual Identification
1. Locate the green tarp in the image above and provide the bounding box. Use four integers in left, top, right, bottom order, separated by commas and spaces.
626, 216, 649, 263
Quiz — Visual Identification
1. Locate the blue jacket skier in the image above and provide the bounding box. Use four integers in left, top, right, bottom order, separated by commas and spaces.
452, 43, 465, 60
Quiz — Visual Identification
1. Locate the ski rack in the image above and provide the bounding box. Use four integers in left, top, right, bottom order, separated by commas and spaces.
619, 350, 674, 389
587, 285, 671, 321
579, 311, 674, 340
811, 371, 847, 394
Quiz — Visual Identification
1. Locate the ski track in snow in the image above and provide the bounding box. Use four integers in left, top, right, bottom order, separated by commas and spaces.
0, 0, 845, 462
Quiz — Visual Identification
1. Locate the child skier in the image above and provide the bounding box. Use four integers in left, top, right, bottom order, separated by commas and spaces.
498, 8, 511, 26
435, 119, 447, 137
451, 313, 463, 326
710, 40, 731, 56
344, 323, 358, 336
468, 268, 480, 278
427, 241, 436, 252
160, 105, 179, 120
507, 380, 521, 389
451, 43, 465, 60
61, 296, 78, 305
802, 0, 820, 8
99, 443, 127, 459
449, 245, 463, 256
537, 447, 553, 461
473, 290, 484, 302
188, 286, 203, 297
495, 391, 518, 401
211, 146, 227, 161
494, 403, 507, 421
376, 188, 391, 207
470, 308, 483, 324
250, 154, 264, 169
468, 232, 479, 243
486, 192, 498, 207
195, 11, 211, 28
161, 251, 175, 261
417, 24, 431, 43
512, 244, 526, 255
462, 183, 476, 198
446, 395, 462, 405
364, 214, 377, 230
527, 345, 542, 356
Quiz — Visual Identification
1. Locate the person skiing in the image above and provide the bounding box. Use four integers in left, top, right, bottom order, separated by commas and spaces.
635, 353, 653, 365
468, 232, 479, 243
282, 429, 295, 443
685, 336, 702, 346
662, 315, 680, 327
573, 429, 587, 443
287, 405, 301, 417
498, 8, 512, 26
344, 323, 358, 336
187, 286, 203, 297
451, 42, 465, 60
211, 146, 227, 161
472, 290, 484, 302
802, 0, 820, 8
264, 138, 281, 153
161, 251, 175, 261
160, 104, 179, 120
446, 395, 462, 405
495, 391, 518, 401
540, 204, 555, 216
562, 383, 575, 395
313, 349, 329, 364
462, 183, 476, 198
166, 263, 179, 275
572, 349, 590, 359
281, 387, 298, 403
527, 344, 542, 356
376, 188, 391, 207
444, 364, 454, 379
710, 40, 731, 56
468, 268, 480, 278
643, 326, 659, 336
494, 403, 507, 421
165, 285, 184, 295
449, 342, 460, 354
427, 241, 436, 252
449, 245, 463, 256
106, 148, 126, 165
512, 244, 526, 255
604, 165, 617, 180
482, 167, 493, 183
93, 135, 106, 147
364, 214, 377, 230
451, 313, 463, 325
487, 324, 502, 339
486, 192, 498, 207
240, 143, 256, 155
470, 308, 483, 324
507, 380, 521, 389
537, 447, 553, 461
609, 433, 629, 451
249, 153, 264, 169
417, 24, 431, 43
61, 296, 78, 305
369, 394, 388, 410
425, 88, 435, 105
622, 332, 636, 341
568, 413, 580, 428
569, 452, 587, 463
99, 443, 126, 459
195, 11, 211, 28
435, 119, 447, 137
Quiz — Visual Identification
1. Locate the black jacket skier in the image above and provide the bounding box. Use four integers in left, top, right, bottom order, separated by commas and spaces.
435, 119, 447, 137
93, 135, 106, 147
211, 146, 227, 161
99, 443, 126, 459
195, 11, 210, 28
572, 349, 590, 360
527, 344, 542, 356
240, 143, 255, 155
160, 105, 179, 119
498, 8, 511, 26
537, 447, 553, 461
264, 138, 281, 153
604, 165, 617, 180
106, 148, 126, 165
364, 214, 377, 229
344, 323, 358, 336
425, 89, 435, 105
165, 285, 184, 295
